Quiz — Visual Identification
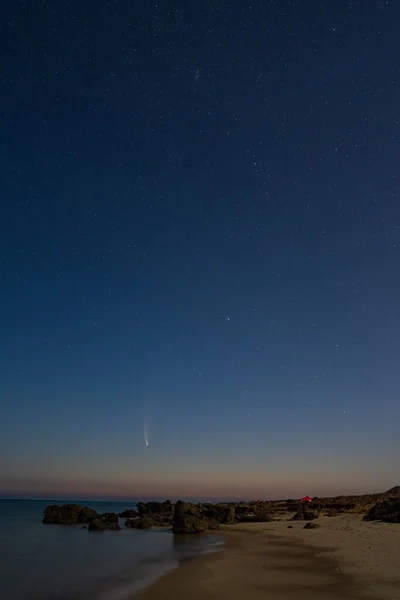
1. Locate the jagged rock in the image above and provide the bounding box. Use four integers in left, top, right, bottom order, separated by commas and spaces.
291, 507, 318, 521
203, 504, 235, 524
101, 512, 118, 523
137, 501, 173, 515
88, 519, 106, 531
88, 517, 121, 531
42, 504, 98, 525
173, 515, 208, 533
207, 519, 220, 531
172, 500, 219, 533
119, 509, 139, 518
303, 522, 321, 529
135, 517, 155, 529
125, 517, 138, 528
364, 499, 400, 523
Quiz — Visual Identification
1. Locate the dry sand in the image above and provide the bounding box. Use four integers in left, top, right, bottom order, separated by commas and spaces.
133, 515, 400, 600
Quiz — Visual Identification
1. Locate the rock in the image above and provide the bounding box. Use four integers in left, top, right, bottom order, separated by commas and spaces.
88, 519, 106, 531
173, 501, 213, 533
385, 486, 400, 495
303, 522, 321, 529
287, 525, 293, 529
125, 518, 138, 528
174, 501, 199, 517
119, 509, 139, 518
291, 507, 319, 521
135, 517, 155, 529
173, 515, 208, 534
203, 504, 235, 524
42, 504, 99, 525
137, 501, 173, 516
101, 512, 119, 523
108, 522, 121, 531
364, 499, 400, 523
207, 519, 220, 531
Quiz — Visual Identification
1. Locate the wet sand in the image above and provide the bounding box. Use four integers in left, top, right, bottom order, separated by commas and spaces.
133, 515, 400, 600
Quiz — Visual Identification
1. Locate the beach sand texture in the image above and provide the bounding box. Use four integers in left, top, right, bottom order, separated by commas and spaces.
134, 515, 400, 600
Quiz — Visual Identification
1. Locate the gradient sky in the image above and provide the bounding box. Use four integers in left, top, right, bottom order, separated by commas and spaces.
1, 1, 399, 501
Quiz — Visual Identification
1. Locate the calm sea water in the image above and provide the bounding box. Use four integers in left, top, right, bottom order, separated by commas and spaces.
0, 499, 224, 600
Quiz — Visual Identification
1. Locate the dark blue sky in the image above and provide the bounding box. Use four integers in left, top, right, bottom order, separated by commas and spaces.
1, 0, 399, 500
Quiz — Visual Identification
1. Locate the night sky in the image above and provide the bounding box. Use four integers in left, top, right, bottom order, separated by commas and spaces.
1, 1, 399, 501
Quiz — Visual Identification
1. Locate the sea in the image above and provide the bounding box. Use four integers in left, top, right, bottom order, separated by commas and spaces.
0, 499, 224, 600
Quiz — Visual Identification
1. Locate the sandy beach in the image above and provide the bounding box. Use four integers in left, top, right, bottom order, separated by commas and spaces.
134, 515, 400, 600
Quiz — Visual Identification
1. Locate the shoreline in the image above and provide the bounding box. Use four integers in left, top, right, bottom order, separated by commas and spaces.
132, 516, 400, 600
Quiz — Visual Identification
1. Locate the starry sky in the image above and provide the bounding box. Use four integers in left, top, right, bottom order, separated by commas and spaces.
1, 0, 399, 501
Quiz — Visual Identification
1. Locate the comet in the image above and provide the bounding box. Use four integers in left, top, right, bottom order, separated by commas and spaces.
143, 425, 149, 447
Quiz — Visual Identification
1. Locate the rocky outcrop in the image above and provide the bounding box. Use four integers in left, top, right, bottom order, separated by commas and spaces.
363, 499, 400, 523
202, 503, 235, 524
172, 500, 220, 534
42, 504, 98, 525
303, 522, 321, 529
291, 507, 318, 521
101, 512, 119, 523
234, 502, 273, 523
125, 516, 154, 529
88, 518, 121, 531
119, 509, 139, 518
42, 504, 120, 531
134, 501, 174, 526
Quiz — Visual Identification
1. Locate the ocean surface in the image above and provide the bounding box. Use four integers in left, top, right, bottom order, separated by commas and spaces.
0, 499, 224, 600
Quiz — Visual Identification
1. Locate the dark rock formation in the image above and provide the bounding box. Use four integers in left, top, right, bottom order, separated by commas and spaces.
234, 502, 273, 523
42, 504, 98, 525
303, 522, 321, 529
291, 507, 318, 521
385, 486, 400, 495
125, 516, 155, 529
172, 500, 220, 534
88, 518, 121, 532
202, 503, 235, 524
363, 499, 400, 523
101, 512, 118, 523
134, 501, 174, 526
43, 504, 120, 531
119, 509, 139, 518
88, 519, 106, 531
135, 517, 155, 529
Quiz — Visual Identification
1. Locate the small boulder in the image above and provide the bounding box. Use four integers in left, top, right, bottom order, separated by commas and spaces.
101, 512, 119, 523
119, 509, 139, 518
125, 518, 138, 528
134, 517, 154, 529
88, 519, 106, 532
303, 522, 321, 529
291, 508, 318, 521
